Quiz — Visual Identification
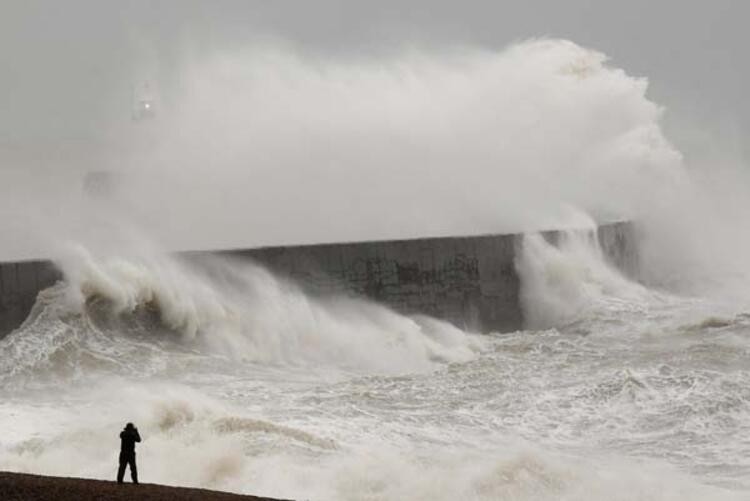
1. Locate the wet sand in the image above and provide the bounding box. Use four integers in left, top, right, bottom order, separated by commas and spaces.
0, 471, 292, 501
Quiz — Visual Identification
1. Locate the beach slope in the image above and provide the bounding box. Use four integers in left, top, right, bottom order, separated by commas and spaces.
0, 471, 291, 501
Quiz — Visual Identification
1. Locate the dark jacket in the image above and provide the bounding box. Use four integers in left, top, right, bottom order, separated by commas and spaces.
119, 428, 141, 455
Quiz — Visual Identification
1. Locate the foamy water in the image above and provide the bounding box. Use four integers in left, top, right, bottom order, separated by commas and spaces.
0, 229, 749, 501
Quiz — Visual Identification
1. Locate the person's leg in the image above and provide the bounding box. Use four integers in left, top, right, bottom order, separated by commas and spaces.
130, 454, 138, 484
117, 455, 126, 484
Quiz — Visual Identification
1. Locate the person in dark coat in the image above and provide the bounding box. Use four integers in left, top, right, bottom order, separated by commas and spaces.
117, 422, 141, 484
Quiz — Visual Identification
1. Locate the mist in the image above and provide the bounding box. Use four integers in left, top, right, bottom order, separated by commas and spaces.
2, 2, 750, 307
1, 37, 684, 257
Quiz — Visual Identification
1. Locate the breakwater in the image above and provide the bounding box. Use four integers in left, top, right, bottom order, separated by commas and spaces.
0, 222, 637, 338
0, 260, 59, 337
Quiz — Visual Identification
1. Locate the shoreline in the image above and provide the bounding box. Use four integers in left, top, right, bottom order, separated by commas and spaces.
0, 471, 292, 501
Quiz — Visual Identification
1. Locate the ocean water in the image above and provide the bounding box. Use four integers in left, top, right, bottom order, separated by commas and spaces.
0, 230, 748, 501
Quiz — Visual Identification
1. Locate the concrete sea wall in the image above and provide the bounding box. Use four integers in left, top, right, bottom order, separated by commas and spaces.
0, 222, 637, 338
218, 233, 520, 332
0, 260, 60, 337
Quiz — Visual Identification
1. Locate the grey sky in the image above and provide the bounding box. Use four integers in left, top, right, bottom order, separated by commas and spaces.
1, 0, 748, 162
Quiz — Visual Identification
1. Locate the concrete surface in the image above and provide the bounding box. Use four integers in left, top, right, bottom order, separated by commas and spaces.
0, 222, 637, 338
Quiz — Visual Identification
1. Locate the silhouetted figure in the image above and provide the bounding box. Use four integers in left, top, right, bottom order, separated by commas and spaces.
117, 422, 141, 484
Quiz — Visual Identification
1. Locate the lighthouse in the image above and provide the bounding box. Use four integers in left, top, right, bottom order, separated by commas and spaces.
132, 81, 156, 121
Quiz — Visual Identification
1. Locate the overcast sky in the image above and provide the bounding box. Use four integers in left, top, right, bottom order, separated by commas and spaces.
2, 1, 748, 164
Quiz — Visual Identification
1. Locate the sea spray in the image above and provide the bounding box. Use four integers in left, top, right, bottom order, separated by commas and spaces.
0, 39, 686, 264
515, 223, 658, 330
2, 244, 485, 382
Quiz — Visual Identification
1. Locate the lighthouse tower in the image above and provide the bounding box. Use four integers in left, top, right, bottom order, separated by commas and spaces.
132, 80, 156, 121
